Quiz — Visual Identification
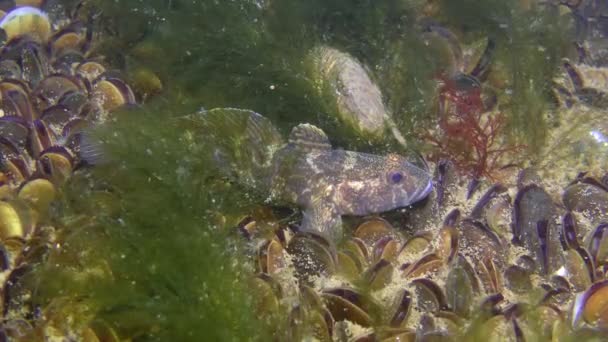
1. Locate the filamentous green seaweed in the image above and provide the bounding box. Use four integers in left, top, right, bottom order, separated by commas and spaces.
30, 102, 280, 341
21, 0, 585, 340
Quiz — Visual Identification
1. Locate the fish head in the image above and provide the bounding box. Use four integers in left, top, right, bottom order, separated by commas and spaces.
334, 153, 433, 215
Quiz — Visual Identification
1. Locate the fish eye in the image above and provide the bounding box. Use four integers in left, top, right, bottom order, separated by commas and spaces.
389, 171, 403, 184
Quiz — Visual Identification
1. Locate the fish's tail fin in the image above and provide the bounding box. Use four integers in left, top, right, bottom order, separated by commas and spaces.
181, 108, 284, 190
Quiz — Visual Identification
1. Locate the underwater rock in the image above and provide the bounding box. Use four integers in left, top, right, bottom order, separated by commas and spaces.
306, 45, 408, 146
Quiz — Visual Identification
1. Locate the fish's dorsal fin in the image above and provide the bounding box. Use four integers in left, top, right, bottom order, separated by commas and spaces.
288, 123, 332, 151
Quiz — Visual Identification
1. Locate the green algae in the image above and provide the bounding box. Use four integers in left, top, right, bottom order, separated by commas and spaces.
87, 0, 572, 152
30, 102, 279, 340
88, 0, 442, 150
22, 0, 585, 340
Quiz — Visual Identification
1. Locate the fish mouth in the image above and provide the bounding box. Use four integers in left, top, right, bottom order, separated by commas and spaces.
411, 178, 433, 203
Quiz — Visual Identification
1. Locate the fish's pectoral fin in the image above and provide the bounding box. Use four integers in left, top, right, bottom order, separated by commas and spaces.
300, 200, 343, 242
288, 123, 332, 152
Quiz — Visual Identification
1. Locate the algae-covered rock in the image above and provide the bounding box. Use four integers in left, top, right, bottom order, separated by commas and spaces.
306, 45, 408, 146
307, 45, 387, 139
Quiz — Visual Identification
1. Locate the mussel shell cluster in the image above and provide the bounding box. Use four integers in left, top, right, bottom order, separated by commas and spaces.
0, 2, 135, 340
242, 159, 608, 341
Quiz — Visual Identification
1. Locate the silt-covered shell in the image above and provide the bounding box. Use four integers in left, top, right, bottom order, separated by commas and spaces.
307, 45, 407, 146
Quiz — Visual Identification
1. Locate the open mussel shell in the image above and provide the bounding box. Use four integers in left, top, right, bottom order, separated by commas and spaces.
411, 278, 449, 314
0, 83, 35, 121
37, 145, 74, 182
0, 115, 29, 147
563, 182, 608, 227
415, 313, 437, 339
572, 279, 608, 327
0, 154, 31, 185
257, 238, 285, 275
0, 317, 35, 341
562, 212, 581, 250
387, 289, 412, 328
17, 177, 55, 214
34, 74, 85, 107
541, 288, 572, 313
57, 89, 90, 115
354, 217, 397, 247
478, 293, 505, 316
286, 230, 337, 282
49, 21, 90, 57
0, 77, 30, 93
307, 307, 333, 342
336, 249, 363, 281
587, 223, 608, 267
446, 256, 480, 317
504, 265, 533, 294
51, 50, 84, 76
1, 131, 25, 156
40, 104, 73, 132
92, 76, 136, 112
0, 178, 12, 198
321, 287, 379, 327
397, 232, 432, 262
0, 199, 35, 239
76, 60, 106, 82
560, 247, 594, 291
401, 253, 443, 279
512, 185, 563, 275
435, 225, 458, 263
457, 219, 504, 271
5, 37, 49, 85
61, 118, 89, 148
362, 258, 394, 290
471, 313, 523, 342
340, 236, 368, 265
369, 235, 399, 266
28, 118, 55, 158
483, 193, 512, 238
252, 273, 282, 315
295, 289, 335, 340
0, 6, 50, 43
469, 183, 507, 219
287, 286, 334, 341
299, 284, 324, 311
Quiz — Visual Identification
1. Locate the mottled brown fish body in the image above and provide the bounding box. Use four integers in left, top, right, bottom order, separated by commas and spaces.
270, 148, 432, 216
195, 109, 432, 240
